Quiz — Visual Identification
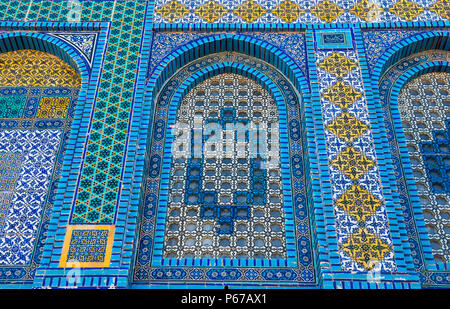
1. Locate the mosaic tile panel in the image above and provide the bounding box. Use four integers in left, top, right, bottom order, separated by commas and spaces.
152, 0, 450, 23
70, 1, 147, 225
163, 74, 287, 260
398, 72, 450, 262
0, 152, 24, 191
316, 29, 354, 49
0, 130, 62, 265
314, 33, 395, 272
0, 0, 446, 289
0, 0, 31, 21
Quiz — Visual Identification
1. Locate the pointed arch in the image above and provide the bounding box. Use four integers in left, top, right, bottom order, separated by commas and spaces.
134, 45, 317, 285
375, 31, 450, 283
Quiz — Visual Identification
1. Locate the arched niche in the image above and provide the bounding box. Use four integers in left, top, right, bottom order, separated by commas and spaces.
0, 36, 82, 278
133, 51, 316, 286
376, 32, 450, 271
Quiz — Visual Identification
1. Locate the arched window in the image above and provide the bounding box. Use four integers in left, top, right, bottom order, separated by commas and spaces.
164, 73, 286, 260
0, 49, 80, 265
397, 71, 449, 263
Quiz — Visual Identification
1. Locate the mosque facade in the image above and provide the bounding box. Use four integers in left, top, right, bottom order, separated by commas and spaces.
0, 0, 448, 289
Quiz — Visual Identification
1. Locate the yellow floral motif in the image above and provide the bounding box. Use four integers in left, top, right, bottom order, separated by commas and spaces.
233, 0, 267, 23
194, 0, 228, 22
388, 0, 424, 21
340, 227, 391, 271
326, 111, 368, 143
155, 0, 190, 23
349, 0, 384, 22
330, 146, 375, 180
0, 50, 81, 87
322, 81, 363, 109
429, 0, 450, 20
310, 0, 344, 23
318, 52, 358, 78
335, 184, 383, 223
37, 97, 71, 119
272, 0, 306, 23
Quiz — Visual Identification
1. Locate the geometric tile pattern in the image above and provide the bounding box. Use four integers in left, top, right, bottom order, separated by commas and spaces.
429, 0, 450, 20
233, 0, 267, 23
315, 39, 395, 272
52, 33, 98, 66
70, 1, 147, 225
0, 50, 81, 87
316, 29, 354, 49
318, 52, 358, 79
398, 72, 450, 262
194, 0, 228, 22
272, 0, 306, 23
153, 0, 450, 23
155, 0, 190, 23
0, 152, 24, 191
164, 74, 286, 260
68, 229, 109, 263
310, 0, 344, 23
